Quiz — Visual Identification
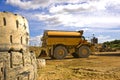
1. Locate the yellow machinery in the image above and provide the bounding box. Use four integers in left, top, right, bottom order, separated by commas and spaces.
37, 30, 94, 59
94, 44, 116, 52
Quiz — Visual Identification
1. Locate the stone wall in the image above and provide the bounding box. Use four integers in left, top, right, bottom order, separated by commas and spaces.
0, 12, 37, 80
0, 12, 29, 51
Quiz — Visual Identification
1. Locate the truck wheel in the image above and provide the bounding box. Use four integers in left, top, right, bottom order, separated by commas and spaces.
77, 46, 91, 58
53, 46, 67, 59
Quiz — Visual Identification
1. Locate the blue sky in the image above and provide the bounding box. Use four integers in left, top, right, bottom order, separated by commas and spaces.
0, 0, 120, 46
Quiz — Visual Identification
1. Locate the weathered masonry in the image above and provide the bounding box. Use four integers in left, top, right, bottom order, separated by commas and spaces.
0, 12, 37, 80
0, 11, 29, 51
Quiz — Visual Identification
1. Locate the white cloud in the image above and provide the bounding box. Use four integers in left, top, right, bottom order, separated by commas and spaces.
98, 35, 115, 43
6, 0, 50, 9
34, 12, 120, 29
6, 0, 120, 10
49, 3, 94, 14
30, 0, 120, 29
7, 0, 98, 9
6, 0, 82, 10
29, 35, 42, 46
87, 29, 120, 33
49, 0, 107, 14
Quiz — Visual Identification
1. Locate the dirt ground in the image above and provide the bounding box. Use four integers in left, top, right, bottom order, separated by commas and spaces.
37, 51, 120, 80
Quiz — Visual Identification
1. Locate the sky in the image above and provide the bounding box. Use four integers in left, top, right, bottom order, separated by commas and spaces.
0, 0, 120, 46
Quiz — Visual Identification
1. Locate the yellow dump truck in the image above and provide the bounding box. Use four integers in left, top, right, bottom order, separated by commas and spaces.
34, 30, 94, 59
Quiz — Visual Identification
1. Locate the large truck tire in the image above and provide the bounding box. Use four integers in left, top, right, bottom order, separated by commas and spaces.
0, 51, 37, 80
53, 46, 67, 59
77, 46, 91, 58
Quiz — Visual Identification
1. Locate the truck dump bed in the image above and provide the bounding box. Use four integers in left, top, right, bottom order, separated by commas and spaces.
46, 30, 83, 36
42, 30, 84, 46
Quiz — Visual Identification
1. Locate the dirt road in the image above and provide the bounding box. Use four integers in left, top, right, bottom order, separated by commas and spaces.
37, 52, 120, 80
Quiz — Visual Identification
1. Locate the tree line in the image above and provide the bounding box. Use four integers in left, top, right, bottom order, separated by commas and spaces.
103, 40, 120, 49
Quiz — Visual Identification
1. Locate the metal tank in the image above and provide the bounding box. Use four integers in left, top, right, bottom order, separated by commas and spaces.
46, 30, 83, 36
